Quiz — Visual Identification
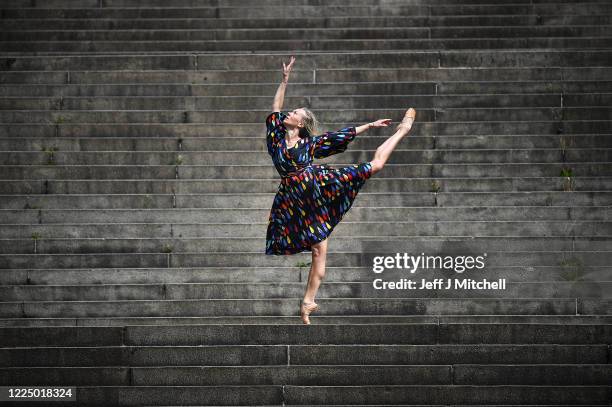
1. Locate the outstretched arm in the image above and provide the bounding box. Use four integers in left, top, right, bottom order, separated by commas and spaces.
272, 55, 296, 112
355, 118, 393, 135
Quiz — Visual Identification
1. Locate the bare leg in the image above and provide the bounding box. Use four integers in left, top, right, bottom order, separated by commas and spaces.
303, 238, 327, 303
301, 238, 328, 324
370, 108, 416, 176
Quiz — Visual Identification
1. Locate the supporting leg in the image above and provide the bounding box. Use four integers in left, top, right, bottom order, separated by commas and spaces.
301, 238, 328, 324
303, 238, 327, 303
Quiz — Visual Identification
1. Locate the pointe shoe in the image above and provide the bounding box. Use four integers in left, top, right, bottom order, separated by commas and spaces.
300, 301, 319, 325
395, 108, 417, 133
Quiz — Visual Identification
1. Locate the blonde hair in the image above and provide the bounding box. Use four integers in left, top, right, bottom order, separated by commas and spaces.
298, 107, 320, 138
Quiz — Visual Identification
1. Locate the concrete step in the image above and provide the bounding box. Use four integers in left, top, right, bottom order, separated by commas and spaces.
5, 163, 610, 179
2, 314, 611, 327
3, 15, 612, 31
2, 217, 612, 239
0, 248, 610, 269
2, 133, 611, 150
1, 107, 610, 123
0, 81, 612, 99
3, 27, 611, 42
3, 81, 612, 97
20, 234, 610, 256
0, 94, 585, 110
3, 67, 611, 85
2, 149, 610, 165
6, 26, 612, 42
1, 163, 610, 179
0, 266, 609, 288
1, 3, 611, 18
1, 342, 608, 365
1, 364, 611, 386
4, 297, 608, 318
0, 107, 612, 123
2, 50, 610, 71
1, 264, 609, 286
3, 246, 611, 282
2, 323, 610, 346
1, 177, 609, 194
241, 383, 609, 404
284, 384, 609, 404
1, 134, 610, 150
4, 37, 612, 54
2, 0, 612, 6
0, 384, 608, 405
1, 120, 609, 137
1, 280, 610, 301
0, 250, 610, 285
0, 206, 609, 224
4, 191, 611, 209
5, 93, 612, 110
40, 261, 584, 287
4, 0, 610, 8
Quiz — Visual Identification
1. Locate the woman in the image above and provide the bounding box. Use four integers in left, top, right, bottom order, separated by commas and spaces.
265, 56, 416, 324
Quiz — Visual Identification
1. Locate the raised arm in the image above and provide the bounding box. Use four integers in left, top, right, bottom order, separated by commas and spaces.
272, 56, 295, 112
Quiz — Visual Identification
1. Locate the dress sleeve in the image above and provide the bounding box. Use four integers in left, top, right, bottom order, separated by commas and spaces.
265, 111, 288, 153
311, 126, 357, 159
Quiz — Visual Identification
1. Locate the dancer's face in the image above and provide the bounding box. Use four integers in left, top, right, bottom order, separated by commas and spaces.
283, 108, 306, 130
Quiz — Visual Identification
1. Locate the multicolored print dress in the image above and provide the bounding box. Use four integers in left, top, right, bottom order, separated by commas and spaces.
265, 111, 374, 255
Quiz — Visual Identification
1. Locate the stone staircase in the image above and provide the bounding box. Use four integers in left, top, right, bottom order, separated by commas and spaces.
0, 0, 611, 405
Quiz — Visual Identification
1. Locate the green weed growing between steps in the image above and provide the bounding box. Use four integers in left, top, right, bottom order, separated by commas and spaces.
171, 154, 184, 165
41, 146, 58, 165
561, 167, 575, 191
558, 256, 586, 282
31, 232, 41, 254
162, 243, 173, 268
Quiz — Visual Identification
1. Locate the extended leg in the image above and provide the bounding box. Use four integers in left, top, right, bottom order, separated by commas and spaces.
370, 108, 416, 176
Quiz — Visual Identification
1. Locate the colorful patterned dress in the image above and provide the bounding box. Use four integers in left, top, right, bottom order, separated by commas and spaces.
265, 111, 374, 255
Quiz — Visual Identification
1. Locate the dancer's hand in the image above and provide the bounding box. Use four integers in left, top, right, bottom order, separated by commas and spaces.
356, 118, 391, 135
274, 56, 294, 110
282, 56, 296, 82
369, 119, 392, 128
